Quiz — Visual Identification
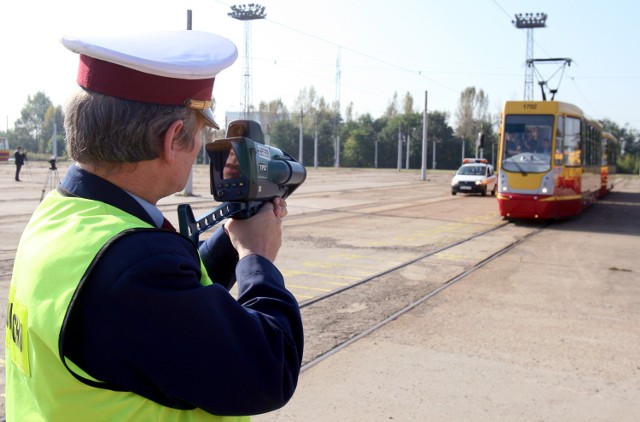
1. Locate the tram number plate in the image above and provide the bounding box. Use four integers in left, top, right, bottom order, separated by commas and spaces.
460, 186, 472, 190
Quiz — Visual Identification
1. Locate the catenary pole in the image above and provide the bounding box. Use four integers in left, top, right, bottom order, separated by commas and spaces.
298, 108, 304, 165
421, 91, 428, 181
182, 9, 195, 196
397, 124, 402, 171
52, 121, 57, 158
314, 115, 318, 169
405, 131, 410, 170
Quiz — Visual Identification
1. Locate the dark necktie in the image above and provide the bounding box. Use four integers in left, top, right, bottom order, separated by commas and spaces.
161, 218, 176, 232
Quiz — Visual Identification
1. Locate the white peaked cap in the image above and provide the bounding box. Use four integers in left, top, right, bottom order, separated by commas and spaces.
62, 30, 238, 129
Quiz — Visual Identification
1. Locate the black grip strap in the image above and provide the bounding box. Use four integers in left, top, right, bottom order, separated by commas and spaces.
177, 201, 264, 246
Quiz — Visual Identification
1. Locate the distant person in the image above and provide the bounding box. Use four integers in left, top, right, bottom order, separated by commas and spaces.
536, 138, 552, 155
14, 146, 26, 181
505, 133, 519, 155
522, 132, 536, 152
6, 30, 303, 420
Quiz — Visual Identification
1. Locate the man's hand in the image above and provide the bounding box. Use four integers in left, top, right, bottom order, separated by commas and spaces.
225, 198, 288, 262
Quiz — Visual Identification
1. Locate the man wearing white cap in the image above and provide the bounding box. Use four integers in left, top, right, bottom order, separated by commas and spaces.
6, 31, 303, 421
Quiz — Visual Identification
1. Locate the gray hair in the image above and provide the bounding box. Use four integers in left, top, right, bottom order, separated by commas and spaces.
64, 90, 202, 165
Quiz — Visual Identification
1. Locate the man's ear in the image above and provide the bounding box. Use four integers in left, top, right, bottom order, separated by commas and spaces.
161, 119, 184, 162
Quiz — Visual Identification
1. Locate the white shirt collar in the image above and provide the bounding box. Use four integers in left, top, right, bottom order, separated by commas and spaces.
125, 191, 164, 228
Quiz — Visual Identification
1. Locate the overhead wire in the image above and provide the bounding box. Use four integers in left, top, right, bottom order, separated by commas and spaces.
211, 0, 457, 95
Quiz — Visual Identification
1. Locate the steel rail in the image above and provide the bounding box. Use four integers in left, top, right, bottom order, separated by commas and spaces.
301, 223, 547, 372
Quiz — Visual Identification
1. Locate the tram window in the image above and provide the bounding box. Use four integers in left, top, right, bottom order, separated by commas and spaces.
592, 129, 597, 164
584, 126, 596, 166
594, 129, 602, 166
555, 115, 564, 165
584, 127, 591, 166
502, 115, 554, 173
564, 117, 581, 167
582, 124, 602, 167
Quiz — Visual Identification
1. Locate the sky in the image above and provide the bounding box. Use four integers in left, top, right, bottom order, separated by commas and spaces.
1, 0, 639, 135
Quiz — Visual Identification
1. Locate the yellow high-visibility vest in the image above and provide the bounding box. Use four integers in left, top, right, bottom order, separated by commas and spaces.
6, 190, 246, 421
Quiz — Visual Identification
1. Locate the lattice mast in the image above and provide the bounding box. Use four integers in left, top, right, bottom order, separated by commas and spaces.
229, 4, 266, 118
512, 13, 547, 100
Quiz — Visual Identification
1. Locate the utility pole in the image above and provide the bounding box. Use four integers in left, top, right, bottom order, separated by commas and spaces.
421, 91, 428, 180
334, 47, 341, 168
52, 121, 57, 158
375, 138, 378, 169
513, 12, 547, 100
298, 108, 304, 165
405, 131, 410, 170
313, 115, 318, 169
182, 9, 195, 196
397, 124, 402, 171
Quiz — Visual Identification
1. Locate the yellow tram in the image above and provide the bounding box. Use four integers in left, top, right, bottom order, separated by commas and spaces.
497, 101, 617, 219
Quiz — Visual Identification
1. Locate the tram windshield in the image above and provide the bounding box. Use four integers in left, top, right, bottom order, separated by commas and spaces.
502, 114, 554, 173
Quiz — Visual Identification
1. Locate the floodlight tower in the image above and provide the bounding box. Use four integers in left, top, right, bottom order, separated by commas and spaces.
229, 4, 266, 118
513, 12, 547, 100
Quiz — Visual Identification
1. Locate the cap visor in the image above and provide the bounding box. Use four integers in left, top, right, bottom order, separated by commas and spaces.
201, 108, 219, 129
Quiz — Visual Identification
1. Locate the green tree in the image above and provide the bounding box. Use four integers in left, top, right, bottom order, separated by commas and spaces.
368, 115, 391, 168
385, 92, 399, 118
287, 87, 343, 166
293, 86, 320, 116
270, 119, 298, 158
13, 91, 53, 154
429, 110, 460, 169
402, 92, 414, 115
454, 87, 490, 155
258, 98, 289, 137
42, 105, 66, 157
313, 109, 340, 166
602, 119, 639, 173
342, 114, 376, 167
344, 102, 354, 123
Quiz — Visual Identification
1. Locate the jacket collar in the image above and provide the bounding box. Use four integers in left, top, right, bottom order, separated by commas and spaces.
58, 164, 156, 228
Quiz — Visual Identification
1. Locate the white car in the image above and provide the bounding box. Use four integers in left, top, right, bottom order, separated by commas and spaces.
451, 158, 497, 196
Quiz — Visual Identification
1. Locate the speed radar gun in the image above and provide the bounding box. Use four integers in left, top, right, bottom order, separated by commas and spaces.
178, 120, 306, 245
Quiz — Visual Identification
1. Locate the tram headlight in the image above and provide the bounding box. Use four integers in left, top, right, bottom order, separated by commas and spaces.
539, 173, 555, 195
499, 172, 509, 192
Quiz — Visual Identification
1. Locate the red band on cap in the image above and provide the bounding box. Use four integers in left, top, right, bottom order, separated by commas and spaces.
77, 55, 215, 105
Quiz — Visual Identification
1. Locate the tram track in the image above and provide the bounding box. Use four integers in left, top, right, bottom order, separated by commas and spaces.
299, 221, 548, 371
299, 221, 510, 308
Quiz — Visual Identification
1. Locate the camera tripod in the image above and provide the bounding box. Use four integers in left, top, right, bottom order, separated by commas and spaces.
40, 161, 60, 202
